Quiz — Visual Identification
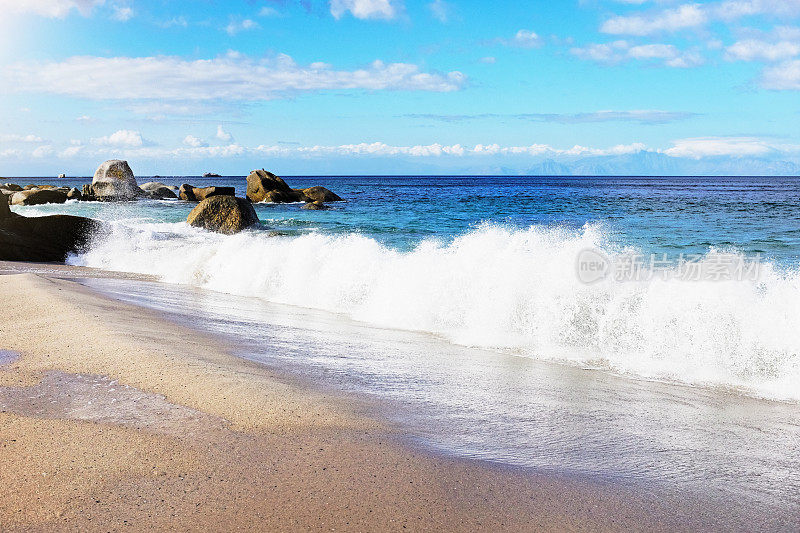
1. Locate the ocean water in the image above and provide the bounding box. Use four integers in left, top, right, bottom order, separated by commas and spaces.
12, 175, 800, 401
9, 174, 800, 522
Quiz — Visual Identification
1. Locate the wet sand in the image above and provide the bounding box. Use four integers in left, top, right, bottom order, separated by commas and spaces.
0, 268, 793, 531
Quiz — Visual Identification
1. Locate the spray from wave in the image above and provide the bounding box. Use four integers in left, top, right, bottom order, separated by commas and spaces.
70, 221, 800, 401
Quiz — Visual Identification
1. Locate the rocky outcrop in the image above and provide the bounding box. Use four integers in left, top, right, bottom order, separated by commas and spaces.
186, 195, 259, 234
0, 210, 101, 262
301, 201, 329, 210
3, 184, 23, 192
11, 188, 69, 206
202, 172, 222, 178
140, 182, 178, 199
179, 184, 235, 202
246, 169, 342, 204
67, 188, 82, 200
58, 173, 66, 179
246, 169, 303, 203
301, 186, 343, 203
91, 160, 143, 201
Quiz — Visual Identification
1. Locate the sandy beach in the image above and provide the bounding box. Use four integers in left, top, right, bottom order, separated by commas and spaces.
1, 267, 794, 531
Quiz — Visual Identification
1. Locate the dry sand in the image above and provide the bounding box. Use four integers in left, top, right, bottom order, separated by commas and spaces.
0, 271, 769, 531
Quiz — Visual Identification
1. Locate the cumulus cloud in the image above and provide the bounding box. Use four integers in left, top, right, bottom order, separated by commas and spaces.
726, 39, 800, 61
761, 59, 800, 89
91, 129, 144, 147
112, 5, 133, 21
216, 125, 232, 142
601, 1, 800, 37
329, 0, 400, 20
509, 29, 543, 48
601, 4, 707, 36
662, 137, 774, 158
428, 0, 449, 22
183, 135, 207, 148
0, 0, 104, 18
225, 18, 259, 35
5, 53, 466, 101
0, 133, 46, 142
571, 40, 704, 67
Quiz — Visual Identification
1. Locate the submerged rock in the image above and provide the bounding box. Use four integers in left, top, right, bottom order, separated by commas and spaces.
179, 184, 235, 202
301, 186, 343, 203
11, 188, 69, 206
187, 195, 259, 234
0, 211, 101, 262
140, 181, 178, 199
92, 160, 143, 201
301, 200, 329, 210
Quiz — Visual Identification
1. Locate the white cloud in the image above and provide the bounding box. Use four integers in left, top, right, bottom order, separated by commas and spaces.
601, 1, 800, 37
112, 5, 132, 21
330, 0, 400, 20
259, 6, 281, 17
215, 126, 232, 142
0, 133, 45, 142
32, 145, 54, 158
663, 137, 773, 158
571, 40, 703, 67
761, 59, 800, 89
183, 135, 207, 148
726, 39, 800, 61
601, 4, 707, 36
428, 0, 448, 23
509, 29, 543, 48
479, 56, 497, 64
91, 129, 144, 147
5, 54, 466, 101
0, 0, 104, 18
225, 18, 259, 36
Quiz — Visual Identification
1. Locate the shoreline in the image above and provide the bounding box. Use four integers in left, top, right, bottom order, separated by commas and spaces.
0, 269, 797, 530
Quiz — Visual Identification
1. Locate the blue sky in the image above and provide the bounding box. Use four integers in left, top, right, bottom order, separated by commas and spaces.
1, 0, 800, 175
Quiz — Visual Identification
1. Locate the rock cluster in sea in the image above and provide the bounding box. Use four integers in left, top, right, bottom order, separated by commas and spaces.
0, 161, 343, 257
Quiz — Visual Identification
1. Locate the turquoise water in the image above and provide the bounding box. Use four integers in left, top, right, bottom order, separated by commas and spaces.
16, 175, 800, 262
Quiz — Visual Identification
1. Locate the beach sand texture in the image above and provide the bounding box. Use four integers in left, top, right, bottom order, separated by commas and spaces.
0, 272, 784, 531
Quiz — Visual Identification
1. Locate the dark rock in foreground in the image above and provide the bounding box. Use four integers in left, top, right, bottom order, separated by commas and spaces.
187, 195, 259, 234
179, 184, 235, 202
246, 169, 342, 204
0, 195, 101, 262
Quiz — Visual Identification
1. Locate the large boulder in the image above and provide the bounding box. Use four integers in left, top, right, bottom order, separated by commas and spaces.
11, 188, 69, 206
3, 183, 23, 192
66, 187, 82, 200
140, 181, 178, 199
301, 186, 343, 203
0, 212, 101, 262
91, 160, 143, 200
187, 195, 259, 234
246, 169, 303, 203
179, 184, 235, 202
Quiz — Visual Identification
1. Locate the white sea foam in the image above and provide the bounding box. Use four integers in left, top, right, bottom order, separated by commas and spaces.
70, 221, 800, 401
